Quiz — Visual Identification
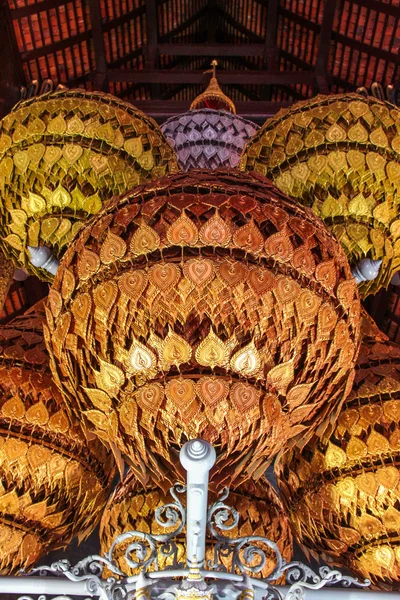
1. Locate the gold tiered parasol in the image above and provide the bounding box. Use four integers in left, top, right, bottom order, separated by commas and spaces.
0, 301, 115, 573
0, 89, 179, 279
276, 312, 400, 591
44, 170, 360, 492
240, 93, 400, 296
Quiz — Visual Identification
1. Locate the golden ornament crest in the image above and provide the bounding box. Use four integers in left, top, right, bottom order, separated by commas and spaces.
241, 93, 400, 296
45, 170, 360, 492
0, 301, 115, 574
0, 89, 179, 280
190, 60, 236, 114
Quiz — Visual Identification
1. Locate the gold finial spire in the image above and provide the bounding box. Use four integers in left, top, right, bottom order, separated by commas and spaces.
175, 555, 213, 600
187, 556, 203, 582
190, 60, 236, 114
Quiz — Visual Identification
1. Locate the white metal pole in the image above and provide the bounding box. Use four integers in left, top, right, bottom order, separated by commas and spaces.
279, 588, 398, 600
0, 576, 97, 596
179, 438, 216, 568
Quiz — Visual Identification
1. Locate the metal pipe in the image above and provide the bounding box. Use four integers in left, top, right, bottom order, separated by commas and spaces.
278, 588, 398, 599
352, 258, 382, 284
28, 245, 60, 276
179, 439, 216, 568
0, 573, 395, 599
0, 576, 92, 595
126, 574, 396, 598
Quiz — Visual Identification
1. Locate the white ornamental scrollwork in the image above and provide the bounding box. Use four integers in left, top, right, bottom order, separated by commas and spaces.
207, 487, 284, 579
29, 484, 186, 599
8, 441, 371, 600
105, 483, 186, 572
18, 597, 92, 600
30, 557, 119, 599
281, 563, 370, 600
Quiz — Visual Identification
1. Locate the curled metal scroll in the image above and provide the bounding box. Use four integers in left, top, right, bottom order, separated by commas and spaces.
207, 487, 284, 579
283, 564, 370, 600
24, 482, 369, 600
105, 483, 186, 572
30, 483, 186, 594
29, 557, 118, 600
17, 597, 91, 600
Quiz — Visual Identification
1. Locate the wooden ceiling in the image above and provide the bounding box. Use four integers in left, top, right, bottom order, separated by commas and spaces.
1, 0, 399, 122
0, 0, 400, 324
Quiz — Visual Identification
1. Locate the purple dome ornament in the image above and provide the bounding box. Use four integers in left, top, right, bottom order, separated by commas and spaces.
161, 61, 259, 171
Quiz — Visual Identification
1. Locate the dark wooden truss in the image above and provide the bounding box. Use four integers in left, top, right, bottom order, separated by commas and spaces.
1, 0, 399, 120
0, 0, 400, 322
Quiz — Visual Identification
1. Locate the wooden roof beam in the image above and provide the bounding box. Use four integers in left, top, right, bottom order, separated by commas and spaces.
0, 0, 25, 117
279, 7, 319, 32
216, 6, 262, 43
315, 0, 338, 94
262, 0, 279, 100
10, 0, 67, 18
157, 43, 268, 56
87, 0, 108, 91
127, 99, 294, 123
347, 0, 399, 17
106, 69, 315, 85
104, 6, 145, 32
159, 5, 208, 43
145, 0, 160, 98
264, 0, 279, 70
18, 7, 145, 63
332, 31, 399, 64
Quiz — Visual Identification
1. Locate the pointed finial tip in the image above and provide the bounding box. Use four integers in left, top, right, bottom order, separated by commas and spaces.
189, 58, 236, 113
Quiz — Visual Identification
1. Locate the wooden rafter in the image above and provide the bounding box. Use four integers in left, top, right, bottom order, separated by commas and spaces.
5, 0, 398, 117
106, 69, 315, 85
128, 99, 293, 123
145, 0, 160, 98
332, 30, 399, 64
0, 0, 24, 117
348, 0, 399, 17
262, 0, 279, 100
264, 0, 279, 70
315, 0, 338, 93
216, 5, 260, 44
9, 0, 64, 18
159, 5, 208, 43
157, 44, 270, 57
88, 0, 108, 90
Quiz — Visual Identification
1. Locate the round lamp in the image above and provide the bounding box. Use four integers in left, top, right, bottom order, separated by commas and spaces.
276, 314, 400, 590
240, 93, 400, 296
44, 170, 360, 492
0, 301, 115, 573
0, 89, 179, 280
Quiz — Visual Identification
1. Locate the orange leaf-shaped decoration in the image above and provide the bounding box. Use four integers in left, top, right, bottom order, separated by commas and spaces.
199, 213, 231, 246
195, 330, 229, 369
233, 221, 264, 254
165, 378, 196, 408
166, 213, 198, 246
130, 224, 160, 256
267, 360, 294, 395
100, 231, 127, 264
